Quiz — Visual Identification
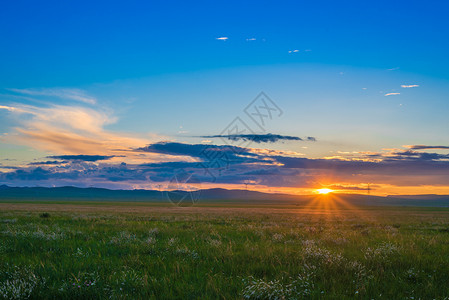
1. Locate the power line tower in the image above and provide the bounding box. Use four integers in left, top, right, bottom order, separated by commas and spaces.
243, 180, 249, 199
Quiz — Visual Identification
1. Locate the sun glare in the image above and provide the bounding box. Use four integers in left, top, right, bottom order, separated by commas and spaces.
316, 188, 334, 194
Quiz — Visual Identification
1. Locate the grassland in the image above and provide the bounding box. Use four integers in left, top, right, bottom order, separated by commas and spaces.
1, 201, 449, 299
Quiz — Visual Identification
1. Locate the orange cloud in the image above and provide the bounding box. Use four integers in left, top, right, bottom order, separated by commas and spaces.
0, 103, 164, 163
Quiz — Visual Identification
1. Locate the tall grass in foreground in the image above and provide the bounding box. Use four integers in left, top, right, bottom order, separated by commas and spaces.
1, 205, 449, 299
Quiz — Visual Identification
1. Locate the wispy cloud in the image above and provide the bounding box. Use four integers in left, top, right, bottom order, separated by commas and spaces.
28, 160, 67, 166
0, 103, 153, 158
326, 184, 372, 191
200, 133, 316, 143
385, 150, 449, 161
0, 105, 17, 112
401, 84, 419, 88
216, 37, 228, 41
404, 145, 449, 150
246, 38, 256, 41
8, 88, 97, 104
384, 92, 400, 96
48, 155, 116, 162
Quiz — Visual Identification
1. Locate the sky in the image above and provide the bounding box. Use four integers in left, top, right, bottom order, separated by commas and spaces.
1, 0, 449, 195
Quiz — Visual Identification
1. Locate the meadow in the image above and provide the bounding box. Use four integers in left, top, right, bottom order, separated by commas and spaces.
1, 201, 449, 299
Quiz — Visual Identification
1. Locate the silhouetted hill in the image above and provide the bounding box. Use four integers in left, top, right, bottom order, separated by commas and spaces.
1, 185, 449, 207
388, 194, 449, 200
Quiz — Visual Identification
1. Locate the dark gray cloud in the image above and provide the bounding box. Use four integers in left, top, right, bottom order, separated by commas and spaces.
137, 142, 214, 158
387, 150, 449, 161
3, 167, 63, 181
407, 145, 449, 150
2, 142, 449, 189
273, 154, 449, 175
47, 155, 116, 162
1, 162, 146, 183
0, 166, 19, 169
137, 142, 248, 158
200, 133, 316, 143
142, 161, 200, 170
136, 142, 263, 164
29, 160, 68, 165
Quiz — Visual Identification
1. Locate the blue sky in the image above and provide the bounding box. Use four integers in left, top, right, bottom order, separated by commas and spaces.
2, 0, 449, 86
1, 0, 449, 195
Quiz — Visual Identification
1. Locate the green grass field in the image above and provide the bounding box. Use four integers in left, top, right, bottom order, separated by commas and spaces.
1, 201, 449, 299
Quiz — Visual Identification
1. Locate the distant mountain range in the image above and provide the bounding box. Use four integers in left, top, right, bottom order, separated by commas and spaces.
1, 185, 449, 207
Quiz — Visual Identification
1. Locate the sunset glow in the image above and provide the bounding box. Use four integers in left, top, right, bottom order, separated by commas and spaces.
0, 1, 449, 197
316, 188, 334, 195
2, 2, 449, 299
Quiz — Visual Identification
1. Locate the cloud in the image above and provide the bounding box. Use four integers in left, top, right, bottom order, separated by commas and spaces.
246, 38, 256, 41
136, 142, 262, 164
137, 142, 213, 158
401, 85, 419, 88
200, 133, 314, 143
216, 37, 228, 41
384, 93, 400, 96
2, 167, 54, 181
8, 88, 97, 105
47, 155, 116, 162
405, 145, 449, 150
326, 184, 373, 191
0, 105, 17, 112
0, 102, 151, 158
2, 141, 449, 190
29, 160, 68, 165
386, 150, 449, 161
288, 50, 300, 53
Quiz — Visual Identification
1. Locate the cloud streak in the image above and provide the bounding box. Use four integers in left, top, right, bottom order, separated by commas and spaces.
29, 161, 68, 166
0, 102, 152, 158
47, 155, 116, 162
404, 145, 449, 150
8, 88, 97, 104
0, 93, 175, 170
200, 133, 316, 143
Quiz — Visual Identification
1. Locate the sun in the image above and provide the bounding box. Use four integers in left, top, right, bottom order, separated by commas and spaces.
316, 188, 334, 194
